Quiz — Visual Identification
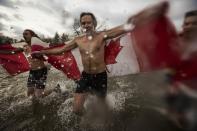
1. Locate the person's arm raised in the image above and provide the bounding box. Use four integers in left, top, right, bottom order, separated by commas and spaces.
102, 1, 169, 40
102, 23, 135, 40
40, 39, 77, 55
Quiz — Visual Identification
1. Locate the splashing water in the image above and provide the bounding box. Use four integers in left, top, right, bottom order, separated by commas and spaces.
88, 35, 93, 40
0, 67, 181, 131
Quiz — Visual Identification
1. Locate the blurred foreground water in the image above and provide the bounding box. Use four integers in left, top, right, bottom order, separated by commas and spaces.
0, 67, 183, 131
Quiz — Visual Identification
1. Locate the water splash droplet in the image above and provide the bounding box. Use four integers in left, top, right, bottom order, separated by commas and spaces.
88, 36, 93, 40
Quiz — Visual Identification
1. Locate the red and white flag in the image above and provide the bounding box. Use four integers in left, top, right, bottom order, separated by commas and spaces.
0, 44, 30, 75
31, 37, 81, 80
104, 35, 140, 76
131, 16, 181, 72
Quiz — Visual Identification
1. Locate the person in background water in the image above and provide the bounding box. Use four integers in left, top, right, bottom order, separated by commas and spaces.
23, 29, 59, 98
166, 10, 197, 130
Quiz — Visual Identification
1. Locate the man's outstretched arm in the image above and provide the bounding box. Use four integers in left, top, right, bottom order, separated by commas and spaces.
40, 39, 78, 55
103, 1, 169, 40
102, 24, 135, 40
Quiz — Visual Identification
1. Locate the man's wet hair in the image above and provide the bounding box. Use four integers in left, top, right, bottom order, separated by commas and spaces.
80, 12, 97, 27
23, 29, 39, 38
185, 10, 197, 18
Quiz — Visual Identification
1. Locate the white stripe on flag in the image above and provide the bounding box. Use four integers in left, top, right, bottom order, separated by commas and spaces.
31, 37, 49, 47
72, 48, 83, 73
107, 34, 140, 77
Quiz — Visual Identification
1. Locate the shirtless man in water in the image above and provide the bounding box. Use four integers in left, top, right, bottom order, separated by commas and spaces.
36, 2, 168, 114
23, 29, 58, 98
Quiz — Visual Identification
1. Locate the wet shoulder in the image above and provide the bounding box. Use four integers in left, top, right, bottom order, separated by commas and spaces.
97, 31, 107, 39
74, 34, 86, 45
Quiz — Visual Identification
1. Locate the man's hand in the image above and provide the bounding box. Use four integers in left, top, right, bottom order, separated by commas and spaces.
128, 1, 169, 26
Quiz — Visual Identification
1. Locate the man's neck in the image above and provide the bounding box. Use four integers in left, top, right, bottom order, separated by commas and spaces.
86, 30, 95, 36
25, 41, 31, 45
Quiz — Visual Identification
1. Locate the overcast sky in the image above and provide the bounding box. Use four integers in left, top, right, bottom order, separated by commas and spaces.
0, 0, 196, 39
